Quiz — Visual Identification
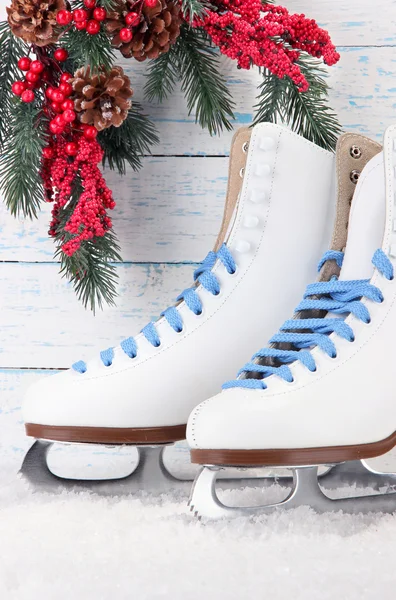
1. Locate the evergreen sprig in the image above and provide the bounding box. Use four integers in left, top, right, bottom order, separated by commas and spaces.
53, 181, 122, 312
254, 54, 342, 151
99, 0, 116, 10
0, 101, 48, 219
98, 103, 159, 175
181, 0, 209, 20
144, 47, 179, 104
0, 21, 28, 151
63, 28, 115, 72
145, 25, 235, 135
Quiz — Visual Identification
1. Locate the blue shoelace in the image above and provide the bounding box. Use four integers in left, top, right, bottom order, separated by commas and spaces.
73, 243, 236, 373
223, 248, 394, 390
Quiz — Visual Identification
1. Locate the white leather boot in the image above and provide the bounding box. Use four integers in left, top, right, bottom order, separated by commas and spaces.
188, 125, 396, 519
20, 123, 375, 494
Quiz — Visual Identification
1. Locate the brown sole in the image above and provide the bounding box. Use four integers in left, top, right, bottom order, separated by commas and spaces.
190, 430, 396, 467
25, 423, 187, 445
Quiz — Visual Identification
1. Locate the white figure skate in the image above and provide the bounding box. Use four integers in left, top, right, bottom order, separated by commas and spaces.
188, 124, 396, 519
20, 123, 375, 495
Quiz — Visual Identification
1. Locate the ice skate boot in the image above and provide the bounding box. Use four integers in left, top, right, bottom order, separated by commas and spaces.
21, 123, 374, 495
187, 124, 396, 519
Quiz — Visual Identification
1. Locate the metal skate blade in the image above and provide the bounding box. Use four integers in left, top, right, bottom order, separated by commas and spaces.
21, 441, 299, 496
20, 441, 189, 496
318, 460, 396, 490
189, 464, 396, 520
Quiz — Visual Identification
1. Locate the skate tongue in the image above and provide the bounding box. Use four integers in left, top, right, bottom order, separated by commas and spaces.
339, 152, 386, 281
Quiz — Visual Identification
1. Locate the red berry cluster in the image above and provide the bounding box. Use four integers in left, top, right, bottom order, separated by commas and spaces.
42, 136, 115, 256
115, 0, 158, 42
12, 48, 69, 104
118, 10, 140, 43
196, 1, 340, 91
56, 0, 107, 35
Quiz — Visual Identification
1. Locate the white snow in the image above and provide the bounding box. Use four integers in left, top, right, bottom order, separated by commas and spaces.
2, 403, 396, 599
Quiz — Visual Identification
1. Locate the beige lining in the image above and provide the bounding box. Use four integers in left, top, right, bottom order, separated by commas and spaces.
213, 128, 252, 251
321, 133, 382, 281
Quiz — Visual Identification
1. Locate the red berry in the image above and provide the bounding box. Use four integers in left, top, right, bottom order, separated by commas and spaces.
73, 8, 88, 22
49, 121, 63, 134
60, 72, 72, 83
61, 98, 74, 111
25, 81, 37, 90
83, 125, 97, 139
21, 89, 35, 103
46, 87, 55, 99
42, 147, 54, 159
51, 101, 63, 113
84, 0, 96, 7
62, 109, 76, 123
119, 27, 133, 42
125, 11, 139, 26
54, 114, 66, 127
56, 9, 73, 25
41, 70, 50, 82
25, 70, 40, 83
65, 142, 78, 155
11, 81, 26, 96
75, 20, 87, 30
93, 7, 106, 20
18, 57, 31, 71
54, 48, 69, 62
59, 82, 73, 96
86, 19, 101, 34
52, 90, 65, 103
145, 0, 157, 7
30, 60, 45, 74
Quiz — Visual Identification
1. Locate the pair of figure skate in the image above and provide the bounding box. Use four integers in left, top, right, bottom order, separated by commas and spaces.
21, 121, 396, 518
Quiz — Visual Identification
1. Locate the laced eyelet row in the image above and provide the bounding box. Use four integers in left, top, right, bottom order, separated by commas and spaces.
223, 249, 393, 391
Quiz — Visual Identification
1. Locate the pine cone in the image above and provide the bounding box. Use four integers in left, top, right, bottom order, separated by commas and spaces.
7, 0, 66, 46
106, 0, 181, 61
71, 66, 133, 131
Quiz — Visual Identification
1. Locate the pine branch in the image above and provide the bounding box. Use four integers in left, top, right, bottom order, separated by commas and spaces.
63, 28, 115, 72
144, 48, 179, 103
0, 21, 28, 150
53, 182, 122, 312
100, 0, 117, 10
254, 55, 342, 152
181, 0, 209, 20
98, 103, 159, 175
0, 102, 48, 219
253, 71, 286, 126
174, 25, 235, 135
285, 56, 342, 152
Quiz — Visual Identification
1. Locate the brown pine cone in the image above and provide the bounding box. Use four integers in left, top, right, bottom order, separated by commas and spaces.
71, 66, 133, 131
106, 0, 181, 61
7, 0, 66, 46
